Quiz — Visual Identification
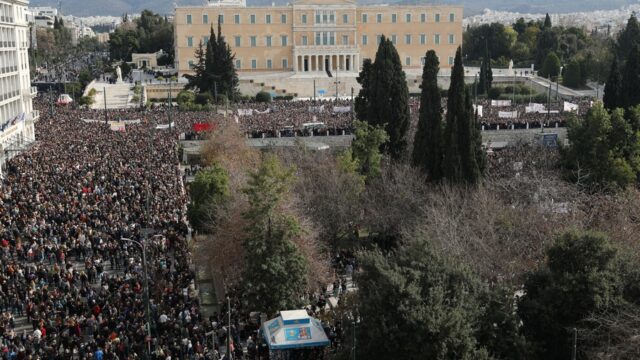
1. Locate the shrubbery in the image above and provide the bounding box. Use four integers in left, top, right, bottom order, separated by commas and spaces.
255, 91, 272, 102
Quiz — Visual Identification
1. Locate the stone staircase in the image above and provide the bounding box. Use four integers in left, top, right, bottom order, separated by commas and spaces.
85, 82, 135, 110
238, 78, 296, 98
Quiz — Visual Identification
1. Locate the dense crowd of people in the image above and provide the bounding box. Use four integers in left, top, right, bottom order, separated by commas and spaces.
0, 90, 594, 358
0, 101, 218, 359
62, 95, 593, 140
1, 98, 362, 359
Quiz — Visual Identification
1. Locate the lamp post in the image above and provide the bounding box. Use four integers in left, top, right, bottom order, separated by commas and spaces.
168, 80, 172, 130
227, 296, 232, 360
121, 237, 152, 358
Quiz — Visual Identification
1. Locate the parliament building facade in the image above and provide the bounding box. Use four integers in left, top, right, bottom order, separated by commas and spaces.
174, 0, 462, 76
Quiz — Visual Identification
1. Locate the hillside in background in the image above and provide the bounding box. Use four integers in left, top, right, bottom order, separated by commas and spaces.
30, 0, 639, 17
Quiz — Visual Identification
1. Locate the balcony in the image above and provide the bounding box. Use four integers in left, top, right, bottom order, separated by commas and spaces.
28, 110, 39, 122
294, 44, 359, 55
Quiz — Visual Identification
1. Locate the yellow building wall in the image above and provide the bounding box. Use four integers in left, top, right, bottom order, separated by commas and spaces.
174, 4, 462, 75
357, 6, 463, 70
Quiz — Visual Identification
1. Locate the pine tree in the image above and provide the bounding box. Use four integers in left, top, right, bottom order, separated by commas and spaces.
443, 47, 484, 184
184, 41, 207, 92
621, 45, 640, 108
412, 50, 443, 181
355, 236, 488, 359
185, 20, 238, 101
367, 36, 410, 159
519, 231, 623, 360
242, 155, 308, 316
603, 57, 621, 111
355, 58, 373, 121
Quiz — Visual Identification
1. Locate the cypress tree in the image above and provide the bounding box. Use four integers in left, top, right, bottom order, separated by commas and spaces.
535, 15, 558, 68
603, 57, 621, 111
621, 45, 640, 108
355, 58, 373, 121
543, 13, 552, 29
204, 26, 217, 95
478, 44, 493, 95
215, 18, 239, 101
412, 50, 443, 181
443, 47, 483, 184
468, 86, 486, 179
367, 36, 410, 159
617, 14, 640, 63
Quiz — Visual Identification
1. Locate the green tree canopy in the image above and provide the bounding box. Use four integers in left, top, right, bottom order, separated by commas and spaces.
108, 9, 173, 62
463, 23, 516, 62
621, 45, 640, 109
351, 120, 389, 181
617, 14, 640, 63
185, 20, 239, 101
518, 231, 623, 360
603, 57, 621, 111
355, 58, 373, 121
412, 50, 444, 181
478, 43, 493, 95
241, 155, 307, 315
443, 47, 485, 184
539, 51, 561, 79
355, 236, 489, 360
562, 59, 583, 88
366, 36, 410, 159
535, 28, 559, 68
561, 103, 640, 189
543, 13, 552, 29
187, 164, 230, 233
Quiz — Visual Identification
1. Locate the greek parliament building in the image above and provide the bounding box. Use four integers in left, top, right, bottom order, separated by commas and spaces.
174, 0, 462, 77
0, 0, 37, 175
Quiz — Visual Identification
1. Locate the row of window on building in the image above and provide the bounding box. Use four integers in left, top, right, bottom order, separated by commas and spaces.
186, 11, 456, 26
0, 3, 16, 24
188, 54, 454, 70
185, 33, 455, 47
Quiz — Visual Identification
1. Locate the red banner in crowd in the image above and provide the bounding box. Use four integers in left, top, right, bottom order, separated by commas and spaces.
193, 122, 214, 132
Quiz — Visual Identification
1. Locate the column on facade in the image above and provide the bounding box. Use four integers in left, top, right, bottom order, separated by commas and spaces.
328, 55, 332, 72
294, 55, 299, 73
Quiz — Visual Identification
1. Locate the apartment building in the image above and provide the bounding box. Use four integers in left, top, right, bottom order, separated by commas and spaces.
0, 0, 38, 173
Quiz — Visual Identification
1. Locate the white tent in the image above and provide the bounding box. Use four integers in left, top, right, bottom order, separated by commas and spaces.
261, 310, 330, 350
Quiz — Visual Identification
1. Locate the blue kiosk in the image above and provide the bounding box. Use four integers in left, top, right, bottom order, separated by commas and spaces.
261, 310, 330, 352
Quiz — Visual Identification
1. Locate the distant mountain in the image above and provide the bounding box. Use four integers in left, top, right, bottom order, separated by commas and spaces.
29, 0, 640, 17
